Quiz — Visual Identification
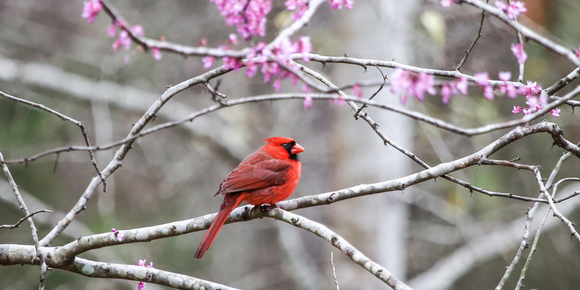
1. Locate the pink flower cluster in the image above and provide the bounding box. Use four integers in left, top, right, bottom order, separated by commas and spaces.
82, 0, 102, 24
285, 0, 309, 20
211, 0, 272, 40
137, 259, 155, 290
83, 0, 162, 62
474, 71, 517, 101
330, 0, 354, 10
391, 69, 437, 104
512, 81, 560, 117
203, 36, 312, 93
511, 43, 527, 64
495, 1, 527, 19
111, 228, 124, 242
440, 0, 457, 7
440, 76, 468, 104
108, 22, 162, 62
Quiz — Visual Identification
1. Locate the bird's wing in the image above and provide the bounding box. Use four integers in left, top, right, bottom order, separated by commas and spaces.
218, 159, 291, 194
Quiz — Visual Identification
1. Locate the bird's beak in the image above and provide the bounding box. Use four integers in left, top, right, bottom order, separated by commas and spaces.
291, 143, 305, 154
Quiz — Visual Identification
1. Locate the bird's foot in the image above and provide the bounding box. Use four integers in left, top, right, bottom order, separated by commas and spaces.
260, 203, 279, 212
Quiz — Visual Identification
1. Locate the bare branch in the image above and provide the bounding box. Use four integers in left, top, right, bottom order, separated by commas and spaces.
462, 0, 580, 66
0, 246, 238, 290
265, 209, 412, 290
0, 209, 52, 230
0, 90, 106, 190
330, 252, 340, 290
0, 150, 48, 289
455, 0, 489, 71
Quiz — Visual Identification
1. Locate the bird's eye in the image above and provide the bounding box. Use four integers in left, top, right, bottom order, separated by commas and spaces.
281, 143, 290, 148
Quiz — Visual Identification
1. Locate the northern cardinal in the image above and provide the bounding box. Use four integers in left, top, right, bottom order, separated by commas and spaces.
194, 136, 304, 259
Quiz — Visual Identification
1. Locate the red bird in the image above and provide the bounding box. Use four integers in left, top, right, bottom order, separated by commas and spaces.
195, 136, 304, 259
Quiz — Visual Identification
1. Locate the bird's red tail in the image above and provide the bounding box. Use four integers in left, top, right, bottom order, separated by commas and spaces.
195, 193, 245, 259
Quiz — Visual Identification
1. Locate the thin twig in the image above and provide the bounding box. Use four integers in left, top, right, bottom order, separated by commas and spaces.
0, 209, 53, 229
354, 65, 387, 118
330, 252, 340, 290
0, 90, 106, 192
462, 0, 580, 66
533, 168, 580, 242
266, 209, 412, 290
455, 0, 489, 71
0, 150, 49, 289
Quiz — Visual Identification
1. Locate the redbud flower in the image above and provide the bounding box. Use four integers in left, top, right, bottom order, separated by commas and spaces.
551, 108, 561, 117
202, 56, 214, 69
303, 84, 312, 110
152, 48, 162, 60
353, 84, 363, 99
229, 33, 239, 45
82, 0, 102, 24
495, 1, 527, 19
511, 43, 527, 64
131, 25, 144, 37
107, 25, 117, 37
498, 71, 517, 98
298, 36, 312, 62
474, 72, 490, 86
441, 0, 457, 7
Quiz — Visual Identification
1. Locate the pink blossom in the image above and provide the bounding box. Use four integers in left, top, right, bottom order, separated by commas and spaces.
330, 0, 354, 10
456, 76, 469, 95
113, 30, 132, 51
390, 69, 436, 104
441, 85, 451, 104
213, 0, 272, 40
245, 61, 258, 78
262, 62, 281, 83
82, 0, 102, 24
474, 72, 490, 86
298, 36, 312, 61
511, 43, 527, 64
344, 0, 354, 9
518, 81, 541, 97
200, 38, 208, 47
303, 96, 312, 110
285, 0, 298, 10
495, 1, 527, 19
415, 73, 437, 101
273, 79, 282, 92
223, 56, 243, 71
330, 0, 343, 9
152, 48, 162, 60
512, 106, 523, 114
131, 25, 144, 37
107, 25, 117, 37
202, 56, 214, 69
137, 259, 154, 290
303, 84, 312, 110
551, 108, 561, 117
483, 85, 494, 100
576, 45, 580, 58
498, 71, 517, 98
441, 0, 456, 7
229, 33, 239, 45
353, 84, 363, 99
274, 37, 297, 63
332, 96, 346, 106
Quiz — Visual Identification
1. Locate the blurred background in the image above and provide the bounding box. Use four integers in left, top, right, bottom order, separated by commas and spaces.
1, 0, 580, 289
